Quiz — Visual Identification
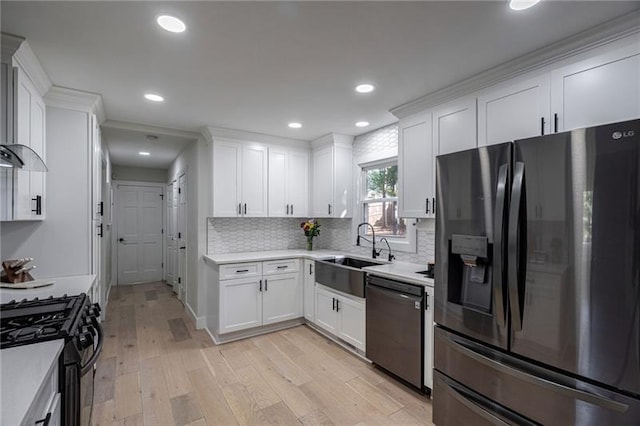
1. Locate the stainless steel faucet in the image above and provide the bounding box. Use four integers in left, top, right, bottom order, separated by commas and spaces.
356, 222, 378, 259
379, 237, 395, 262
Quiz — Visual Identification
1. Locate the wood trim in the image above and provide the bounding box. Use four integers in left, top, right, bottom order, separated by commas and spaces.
1, 32, 24, 63
104, 119, 201, 141
44, 86, 106, 122
390, 11, 640, 119
204, 125, 308, 147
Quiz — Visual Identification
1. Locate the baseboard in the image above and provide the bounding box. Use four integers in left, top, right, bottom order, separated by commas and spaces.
209, 318, 305, 345
185, 303, 206, 330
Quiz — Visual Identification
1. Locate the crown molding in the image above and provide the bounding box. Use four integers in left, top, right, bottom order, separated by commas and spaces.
44, 86, 106, 123
13, 40, 52, 97
390, 10, 640, 119
203, 125, 309, 148
103, 119, 201, 141
1, 33, 24, 63
310, 132, 354, 149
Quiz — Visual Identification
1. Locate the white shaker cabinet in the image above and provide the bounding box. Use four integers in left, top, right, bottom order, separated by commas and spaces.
424, 285, 434, 391
314, 284, 366, 351
262, 272, 301, 325
551, 43, 640, 133
433, 97, 477, 156
268, 148, 309, 217
212, 141, 268, 217
220, 275, 263, 333
477, 74, 551, 146
310, 134, 352, 218
398, 110, 435, 218
303, 259, 315, 322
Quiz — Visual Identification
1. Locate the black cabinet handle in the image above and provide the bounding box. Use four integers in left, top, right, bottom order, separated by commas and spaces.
426, 197, 430, 214
244, 203, 247, 215
433, 197, 436, 214
336, 299, 340, 312
31, 195, 42, 215
98, 201, 104, 216
425, 293, 429, 310
291, 204, 293, 215
236, 269, 249, 273
97, 223, 103, 238
35, 412, 51, 426
238, 203, 242, 215
259, 279, 262, 292
328, 204, 331, 215
309, 264, 312, 275
286, 204, 289, 215
540, 117, 545, 136
119, 238, 125, 243
554, 113, 558, 133
264, 279, 268, 291
276, 265, 288, 269
332, 297, 336, 311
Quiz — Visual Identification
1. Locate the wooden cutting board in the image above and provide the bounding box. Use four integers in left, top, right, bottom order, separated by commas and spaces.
0, 280, 54, 289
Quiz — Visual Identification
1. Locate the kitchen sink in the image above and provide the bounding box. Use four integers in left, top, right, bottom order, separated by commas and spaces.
315, 256, 384, 298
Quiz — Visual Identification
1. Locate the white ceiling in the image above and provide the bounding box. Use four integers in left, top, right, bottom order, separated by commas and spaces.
3, 1, 639, 167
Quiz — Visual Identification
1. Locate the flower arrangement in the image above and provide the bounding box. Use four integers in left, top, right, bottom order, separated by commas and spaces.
300, 219, 320, 250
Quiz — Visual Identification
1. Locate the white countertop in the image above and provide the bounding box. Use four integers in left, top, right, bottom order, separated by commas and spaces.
204, 249, 345, 265
0, 274, 96, 304
363, 261, 434, 287
0, 339, 65, 425
205, 251, 434, 287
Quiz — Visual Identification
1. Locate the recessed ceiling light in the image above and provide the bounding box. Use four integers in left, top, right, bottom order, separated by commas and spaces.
157, 15, 186, 33
355, 84, 375, 93
355, 121, 370, 128
288, 122, 302, 129
509, 0, 541, 11
144, 93, 164, 102
139, 151, 151, 156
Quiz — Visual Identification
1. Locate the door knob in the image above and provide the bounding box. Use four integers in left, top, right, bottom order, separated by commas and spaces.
118, 238, 125, 242
180, 246, 186, 250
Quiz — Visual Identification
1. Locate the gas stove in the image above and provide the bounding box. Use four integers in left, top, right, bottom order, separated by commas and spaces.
0, 294, 103, 426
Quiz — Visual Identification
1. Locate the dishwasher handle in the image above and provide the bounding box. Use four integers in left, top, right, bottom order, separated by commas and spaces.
367, 274, 423, 297
366, 282, 423, 306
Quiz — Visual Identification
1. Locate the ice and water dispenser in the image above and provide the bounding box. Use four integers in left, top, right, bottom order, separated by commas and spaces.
447, 234, 493, 313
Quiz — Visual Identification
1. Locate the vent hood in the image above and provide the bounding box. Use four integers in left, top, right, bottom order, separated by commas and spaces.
0, 144, 48, 171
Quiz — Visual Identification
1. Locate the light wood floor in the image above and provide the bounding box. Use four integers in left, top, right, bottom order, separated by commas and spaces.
92, 281, 434, 426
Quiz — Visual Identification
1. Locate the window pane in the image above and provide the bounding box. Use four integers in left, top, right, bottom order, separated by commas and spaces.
363, 200, 406, 237
365, 165, 398, 200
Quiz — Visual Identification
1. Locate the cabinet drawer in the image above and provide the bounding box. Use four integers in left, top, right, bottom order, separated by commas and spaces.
263, 259, 299, 275
220, 262, 262, 280
23, 360, 58, 425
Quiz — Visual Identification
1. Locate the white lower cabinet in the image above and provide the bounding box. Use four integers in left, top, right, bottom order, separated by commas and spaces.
218, 260, 302, 334
424, 286, 435, 391
315, 285, 366, 351
303, 259, 315, 322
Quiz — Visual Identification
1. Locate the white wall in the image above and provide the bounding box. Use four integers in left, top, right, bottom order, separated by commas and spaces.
0, 107, 92, 277
167, 137, 209, 325
111, 165, 167, 183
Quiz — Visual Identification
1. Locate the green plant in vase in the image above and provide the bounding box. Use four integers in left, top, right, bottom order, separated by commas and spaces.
300, 219, 320, 251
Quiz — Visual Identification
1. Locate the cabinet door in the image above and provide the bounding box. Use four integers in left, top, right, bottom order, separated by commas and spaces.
336, 295, 366, 351
28, 92, 46, 219
287, 150, 309, 217
262, 272, 302, 325
551, 46, 640, 132
311, 145, 333, 217
424, 286, 434, 390
213, 141, 241, 217
398, 111, 434, 218
242, 144, 268, 217
434, 98, 477, 156
268, 148, 287, 217
219, 277, 262, 333
303, 259, 315, 322
478, 75, 550, 146
13, 66, 34, 220
315, 286, 338, 334
332, 144, 352, 218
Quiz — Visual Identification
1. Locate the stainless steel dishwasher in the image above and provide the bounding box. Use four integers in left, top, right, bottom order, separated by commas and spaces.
366, 274, 424, 389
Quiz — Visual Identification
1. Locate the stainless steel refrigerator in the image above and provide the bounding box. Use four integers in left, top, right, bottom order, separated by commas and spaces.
433, 119, 640, 425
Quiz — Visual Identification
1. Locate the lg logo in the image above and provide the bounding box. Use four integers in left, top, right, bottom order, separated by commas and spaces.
612, 130, 635, 140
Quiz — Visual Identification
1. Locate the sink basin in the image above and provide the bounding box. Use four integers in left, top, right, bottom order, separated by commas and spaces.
315, 257, 384, 298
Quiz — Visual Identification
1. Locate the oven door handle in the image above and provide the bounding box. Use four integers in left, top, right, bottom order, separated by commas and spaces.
80, 319, 104, 376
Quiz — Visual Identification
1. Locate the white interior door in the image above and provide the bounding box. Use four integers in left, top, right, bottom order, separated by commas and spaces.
177, 173, 187, 300
116, 184, 164, 285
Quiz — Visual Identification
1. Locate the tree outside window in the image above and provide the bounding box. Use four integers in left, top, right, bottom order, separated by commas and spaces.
363, 162, 406, 237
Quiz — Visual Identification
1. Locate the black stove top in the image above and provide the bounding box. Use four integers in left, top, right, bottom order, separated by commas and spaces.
0, 294, 88, 349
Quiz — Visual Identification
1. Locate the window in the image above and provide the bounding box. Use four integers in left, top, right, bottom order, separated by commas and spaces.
362, 161, 406, 237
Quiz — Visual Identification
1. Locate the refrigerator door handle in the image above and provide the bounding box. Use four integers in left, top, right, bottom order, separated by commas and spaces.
449, 336, 629, 413
493, 164, 509, 329
441, 374, 511, 426
508, 161, 526, 331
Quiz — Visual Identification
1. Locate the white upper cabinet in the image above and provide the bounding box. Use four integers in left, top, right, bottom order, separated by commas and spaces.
433, 97, 477, 156
398, 110, 435, 218
478, 74, 551, 146
212, 140, 267, 217
551, 43, 640, 132
311, 134, 352, 218
268, 147, 308, 217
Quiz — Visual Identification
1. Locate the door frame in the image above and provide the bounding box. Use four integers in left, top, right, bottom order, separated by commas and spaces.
112, 180, 166, 286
